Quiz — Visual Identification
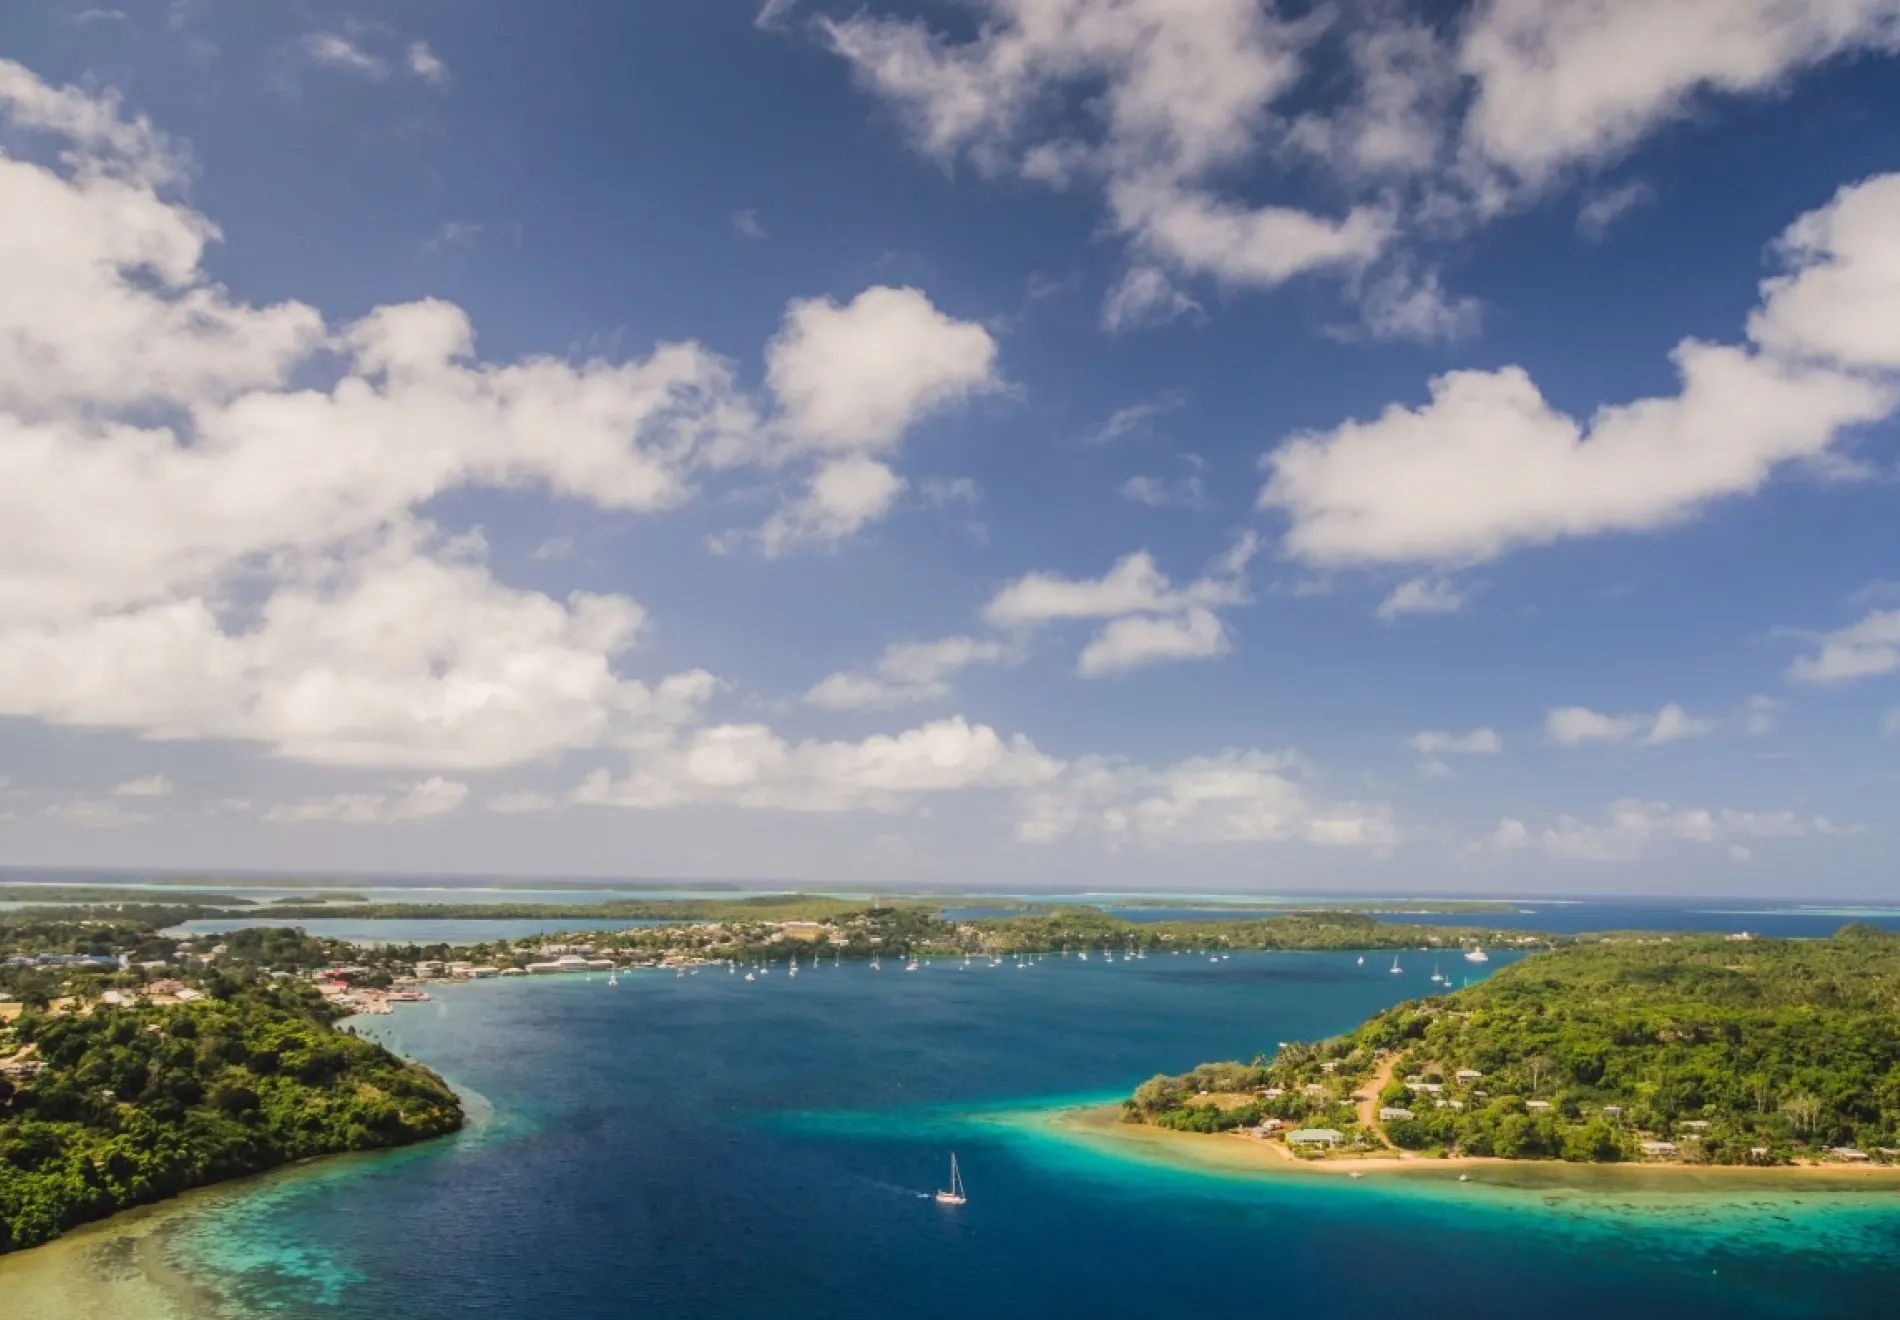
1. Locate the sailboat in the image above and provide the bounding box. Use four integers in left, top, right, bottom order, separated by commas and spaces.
1389, 956, 1403, 974
870, 955, 882, 971
1356, 955, 1365, 966
789, 955, 798, 978
934, 1154, 968, 1206
1429, 963, 1443, 983
606, 971, 618, 987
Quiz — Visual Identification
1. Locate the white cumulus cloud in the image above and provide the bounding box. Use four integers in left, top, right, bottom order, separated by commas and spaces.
1077, 607, 1228, 676
814, 0, 1900, 337
0, 61, 996, 772
1016, 749, 1394, 851
1786, 608, 1900, 684
819, 0, 1393, 319
806, 635, 1006, 710
1376, 577, 1467, 620
766, 286, 999, 454
984, 533, 1256, 676
1456, 1, 1900, 203
266, 776, 470, 824
577, 716, 1062, 813
745, 286, 1000, 553
406, 41, 450, 89
1576, 181, 1656, 240
1546, 704, 1716, 747
302, 33, 386, 79
1410, 728, 1502, 755
1101, 266, 1202, 332
1532, 799, 1825, 861
1262, 173, 1900, 569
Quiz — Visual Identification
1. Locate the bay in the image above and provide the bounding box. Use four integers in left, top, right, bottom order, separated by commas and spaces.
54, 946, 1899, 1318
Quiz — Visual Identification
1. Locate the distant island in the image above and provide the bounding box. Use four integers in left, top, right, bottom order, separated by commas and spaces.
1123, 926, 1900, 1169
0, 885, 259, 908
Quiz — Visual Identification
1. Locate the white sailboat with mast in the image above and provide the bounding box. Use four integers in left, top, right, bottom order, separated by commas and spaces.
934, 1153, 967, 1206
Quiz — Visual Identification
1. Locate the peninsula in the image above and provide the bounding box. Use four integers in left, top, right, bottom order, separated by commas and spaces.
1123, 926, 1900, 1169
0, 926, 463, 1255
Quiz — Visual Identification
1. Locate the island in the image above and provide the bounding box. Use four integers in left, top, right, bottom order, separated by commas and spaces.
1123, 925, 1900, 1169
0, 923, 463, 1256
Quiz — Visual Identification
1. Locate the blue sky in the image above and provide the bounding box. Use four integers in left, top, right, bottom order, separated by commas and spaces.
0, 0, 1896, 895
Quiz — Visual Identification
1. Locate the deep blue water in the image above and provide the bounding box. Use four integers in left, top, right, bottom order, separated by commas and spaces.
161, 949, 1900, 1319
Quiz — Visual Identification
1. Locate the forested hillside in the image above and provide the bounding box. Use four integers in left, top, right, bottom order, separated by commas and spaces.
0, 981, 461, 1253
1127, 927, 1900, 1165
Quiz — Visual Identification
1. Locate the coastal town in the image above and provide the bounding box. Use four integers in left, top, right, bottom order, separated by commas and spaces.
7, 932, 714, 1023
2, 901, 1549, 1021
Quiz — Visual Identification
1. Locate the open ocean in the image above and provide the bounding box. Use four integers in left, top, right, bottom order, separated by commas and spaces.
101, 943, 1900, 1319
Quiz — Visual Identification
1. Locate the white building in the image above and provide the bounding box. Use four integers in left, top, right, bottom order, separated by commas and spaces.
1287, 1128, 1344, 1148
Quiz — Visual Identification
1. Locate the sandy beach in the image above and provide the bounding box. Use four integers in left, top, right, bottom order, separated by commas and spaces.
1046, 1104, 1900, 1193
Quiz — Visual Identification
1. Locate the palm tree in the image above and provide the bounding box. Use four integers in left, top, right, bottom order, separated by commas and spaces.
1780, 1092, 1822, 1135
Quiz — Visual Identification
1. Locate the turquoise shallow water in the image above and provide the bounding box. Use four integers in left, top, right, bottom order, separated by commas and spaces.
144, 951, 1900, 1318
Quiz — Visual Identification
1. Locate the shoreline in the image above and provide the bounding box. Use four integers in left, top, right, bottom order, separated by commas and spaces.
1044, 1105, 1900, 1193
0, 1098, 478, 1319
0, 1005, 474, 1313
0, 1156, 330, 1320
